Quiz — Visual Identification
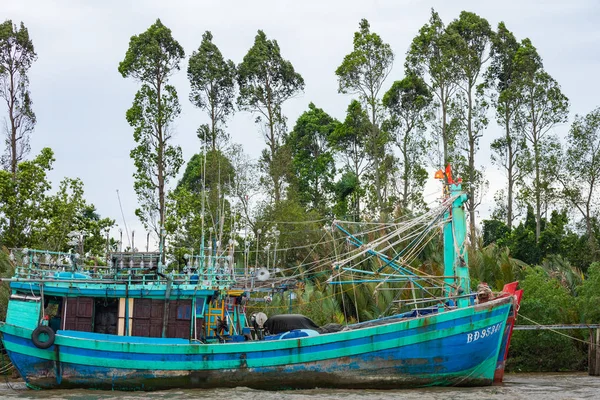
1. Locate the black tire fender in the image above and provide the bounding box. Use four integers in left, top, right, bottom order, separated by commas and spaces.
31, 325, 55, 349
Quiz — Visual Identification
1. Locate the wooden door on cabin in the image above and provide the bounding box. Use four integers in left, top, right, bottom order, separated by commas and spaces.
64, 297, 94, 332
166, 300, 192, 339
132, 299, 164, 337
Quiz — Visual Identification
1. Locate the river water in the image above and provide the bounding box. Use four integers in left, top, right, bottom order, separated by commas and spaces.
0, 373, 598, 399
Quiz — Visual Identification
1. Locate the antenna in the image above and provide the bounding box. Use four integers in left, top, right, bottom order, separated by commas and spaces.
116, 189, 131, 248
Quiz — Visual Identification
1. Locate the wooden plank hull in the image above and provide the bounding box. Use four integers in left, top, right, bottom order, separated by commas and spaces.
494, 284, 524, 383
0, 296, 513, 390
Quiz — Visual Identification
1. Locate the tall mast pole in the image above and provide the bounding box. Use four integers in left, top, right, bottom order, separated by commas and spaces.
439, 165, 470, 307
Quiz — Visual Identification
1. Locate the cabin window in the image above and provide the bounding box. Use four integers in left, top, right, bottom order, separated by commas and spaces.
195, 298, 205, 317
176, 303, 191, 320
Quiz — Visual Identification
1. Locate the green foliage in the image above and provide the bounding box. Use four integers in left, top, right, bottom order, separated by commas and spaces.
252, 198, 327, 270
577, 262, 600, 323
329, 100, 371, 219
285, 103, 338, 212
237, 30, 304, 204
513, 38, 570, 241
119, 19, 185, 234
406, 9, 460, 165
332, 171, 359, 219
0, 147, 53, 247
508, 267, 585, 372
118, 19, 184, 84
0, 247, 14, 321
382, 74, 432, 211
482, 219, 509, 247
468, 243, 526, 290
0, 19, 37, 174
188, 31, 236, 151
446, 11, 493, 243
336, 18, 393, 124
168, 150, 236, 257
560, 107, 600, 258
336, 19, 394, 213
34, 178, 115, 255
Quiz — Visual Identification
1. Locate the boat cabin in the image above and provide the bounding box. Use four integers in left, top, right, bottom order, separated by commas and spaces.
7, 250, 250, 343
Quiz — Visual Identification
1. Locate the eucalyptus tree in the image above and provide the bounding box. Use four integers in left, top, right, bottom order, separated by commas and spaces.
237, 30, 304, 205
188, 31, 236, 151
447, 12, 493, 244
382, 74, 432, 211
406, 9, 460, 166
0, 20, 36, 178
0, 20, 37, 242
330, 100, 371, 218
560, 107, 600, 254
285, 103, 338, 212
118, 19, 185, 235
513, 39, 569, 241
336, 18, 394, 213
488, 22, 527, 230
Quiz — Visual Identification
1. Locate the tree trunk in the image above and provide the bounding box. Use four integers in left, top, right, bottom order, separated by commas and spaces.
534, 137, 541, 242
369, 101, 384, 215
157, 80, 165, 238
402, 132, 410, 209
441, 89, 449, 166
506, 107, 514, 230
8, 65, 17, 241
467, 87, 477, 247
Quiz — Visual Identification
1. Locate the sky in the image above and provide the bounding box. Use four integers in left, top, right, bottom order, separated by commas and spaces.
2, 0, 600, 249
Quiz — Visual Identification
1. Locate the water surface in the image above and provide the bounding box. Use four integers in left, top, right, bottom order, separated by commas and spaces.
0, 373, 598, 399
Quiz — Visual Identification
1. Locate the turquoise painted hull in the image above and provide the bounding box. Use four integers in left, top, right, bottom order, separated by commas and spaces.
0, 296, 513, 390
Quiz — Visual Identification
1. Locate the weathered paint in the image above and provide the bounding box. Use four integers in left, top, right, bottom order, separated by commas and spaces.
10, 282, 217, 299
494, 285, 524, 383
6, 299, 40, 330
0, 295, 513, 390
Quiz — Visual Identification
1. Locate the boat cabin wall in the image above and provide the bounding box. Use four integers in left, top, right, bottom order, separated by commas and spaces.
6, 298, 41, 330
53, 296, 207, 340
6, 290, 247, 342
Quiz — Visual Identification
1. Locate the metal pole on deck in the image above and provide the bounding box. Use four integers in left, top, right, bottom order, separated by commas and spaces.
596, 329, 600, 376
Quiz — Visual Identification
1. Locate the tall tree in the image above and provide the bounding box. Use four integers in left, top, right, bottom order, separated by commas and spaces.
0, 148, 53, 247
237, 30, 304, 205
488, 22, 527, 230
514, 39, 569, 241
118, 19, 185, 235
0, 20, 37, 242
382, 74, 432, 211
188, 31, 236, 151
336, 18, 394, 213
285, 103, 337, 211
330, 100, 371, 218
0, 20, 36, 177
447, 12, 492, 245
560, 107, 600, 255
406, 9, 460, 166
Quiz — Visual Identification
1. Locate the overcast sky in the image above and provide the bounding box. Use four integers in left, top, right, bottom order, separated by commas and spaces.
3, 0, 600, 248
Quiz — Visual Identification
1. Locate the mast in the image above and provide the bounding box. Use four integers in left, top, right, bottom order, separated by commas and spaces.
439, 165, 470, 307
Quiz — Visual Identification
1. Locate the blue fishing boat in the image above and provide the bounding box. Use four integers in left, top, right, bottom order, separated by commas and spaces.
0, 170, 520, 390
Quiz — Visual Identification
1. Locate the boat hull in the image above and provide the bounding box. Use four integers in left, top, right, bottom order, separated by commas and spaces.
1, 296, 513, 390
494, 283, 523, 383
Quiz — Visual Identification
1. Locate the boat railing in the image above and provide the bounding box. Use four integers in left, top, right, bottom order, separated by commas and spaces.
8, 248, 238, 288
